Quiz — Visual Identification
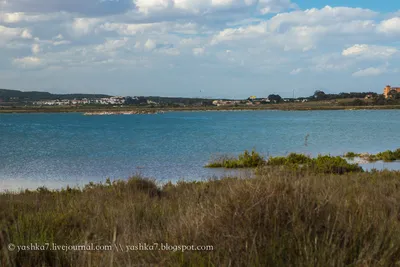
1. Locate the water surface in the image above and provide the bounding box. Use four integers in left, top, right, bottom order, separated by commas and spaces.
1, 110, 399, 190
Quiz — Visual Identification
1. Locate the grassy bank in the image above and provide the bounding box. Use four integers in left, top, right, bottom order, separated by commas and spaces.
2, 170, 400, 266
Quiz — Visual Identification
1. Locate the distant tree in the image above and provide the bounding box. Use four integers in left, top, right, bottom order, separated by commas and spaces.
268, 94, 282, 103
373, 95, 386, 105
389, 90, 400, 100
313, 90, 326, 100
124, 97, 135, 105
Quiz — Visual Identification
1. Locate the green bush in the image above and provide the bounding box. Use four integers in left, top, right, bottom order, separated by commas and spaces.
351, 148, 400, 162
206, 150, 265, 168
309, 155, 363, 174
376, 150, 397, 162
267, 153, 312, 169
344, 152, 360, 158
267, 153, 363, 175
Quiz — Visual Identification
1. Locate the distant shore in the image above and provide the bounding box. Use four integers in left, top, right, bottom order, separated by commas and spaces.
1, 104, 400, 114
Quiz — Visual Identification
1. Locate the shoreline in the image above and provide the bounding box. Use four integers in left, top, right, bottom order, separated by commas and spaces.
1, 104, 400, 114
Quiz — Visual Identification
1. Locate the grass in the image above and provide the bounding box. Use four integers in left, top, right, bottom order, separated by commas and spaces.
206, 149, 265, 168
2, 170, 400, 266
344, 148, 400, 162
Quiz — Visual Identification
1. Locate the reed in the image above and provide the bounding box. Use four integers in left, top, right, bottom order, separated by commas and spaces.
2, 170, 400, 266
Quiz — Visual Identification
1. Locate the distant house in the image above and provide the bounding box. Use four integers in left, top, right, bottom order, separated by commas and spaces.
364, 94, 373, 99
383, 85, 400, 98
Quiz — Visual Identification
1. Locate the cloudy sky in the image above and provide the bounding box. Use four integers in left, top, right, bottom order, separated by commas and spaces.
0, 0, 399, 98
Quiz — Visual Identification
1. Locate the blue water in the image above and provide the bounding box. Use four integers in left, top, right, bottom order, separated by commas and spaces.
1, 110, 400, 190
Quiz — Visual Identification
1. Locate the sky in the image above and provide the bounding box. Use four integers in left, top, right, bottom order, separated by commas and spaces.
0, 0, 399, 98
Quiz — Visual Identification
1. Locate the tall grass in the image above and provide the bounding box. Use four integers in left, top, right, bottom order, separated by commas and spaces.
1, 171, 400, 266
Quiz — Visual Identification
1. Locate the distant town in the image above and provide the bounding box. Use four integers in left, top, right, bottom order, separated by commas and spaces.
0, 85, 399, 108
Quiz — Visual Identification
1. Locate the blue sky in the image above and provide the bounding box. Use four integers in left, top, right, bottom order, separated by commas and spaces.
0, 0, 399, 98
300, 0, 399, 13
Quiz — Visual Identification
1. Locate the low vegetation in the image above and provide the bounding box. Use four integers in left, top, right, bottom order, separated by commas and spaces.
343, 152, 361, 158
2, 170, 400, 266
205, 149, 265, 168
207, 151, 363, 175
267, 153, 363, 175
344, 148, 400, 162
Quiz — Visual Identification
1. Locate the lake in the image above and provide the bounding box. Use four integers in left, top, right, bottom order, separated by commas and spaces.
1, 110, 399, 190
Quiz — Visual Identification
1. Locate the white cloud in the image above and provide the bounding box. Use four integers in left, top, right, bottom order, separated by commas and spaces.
53, 40, 71, 46
144, 39, 157, 50
180, 38, 203, 46
1, 1, 400, 96
0, 25, 32, 46
70, 18, 101, 36
13, 56, 43, 68
310, 53, 353, 72
290, 68, 302, 75
342, 44, 398, 58
53, 34, 63, 40
32, 36, 72, 47
95, 38, 129, 53
267, 6, 376, 31
157, 47, 180, 55
133, 0, 296, 15
193, 47, 205, 55
32, 43, 41, 54
98, 21, 201, 36
0, 12, 69, 24
99, 22, 164, 35
377, 17, 400, 35
134, 0, 172, 14
210, 22, 267, 44
209, 6, 379, 51
352, 67, 386, 77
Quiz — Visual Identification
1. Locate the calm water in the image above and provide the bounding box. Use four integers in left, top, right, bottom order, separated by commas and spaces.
1, 110, 400, 190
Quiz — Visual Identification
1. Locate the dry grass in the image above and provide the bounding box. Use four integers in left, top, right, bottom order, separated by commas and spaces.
1, 169, 400, 267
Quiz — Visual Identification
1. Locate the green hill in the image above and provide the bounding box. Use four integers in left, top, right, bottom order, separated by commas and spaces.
0, 89, 111, 102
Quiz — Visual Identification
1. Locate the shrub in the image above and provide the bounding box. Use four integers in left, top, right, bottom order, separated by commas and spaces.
309, 155, 363, 174
267, 153, 312, 168
344, 152, 360, 158
354, 149, 400, 162
267, 153, 363, 175
376, 150, 397, 162
206, 150, 265, 168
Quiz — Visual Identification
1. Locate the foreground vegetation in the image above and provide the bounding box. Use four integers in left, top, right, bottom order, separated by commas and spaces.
1, 169, 400, 266
207, 151, 363, 175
